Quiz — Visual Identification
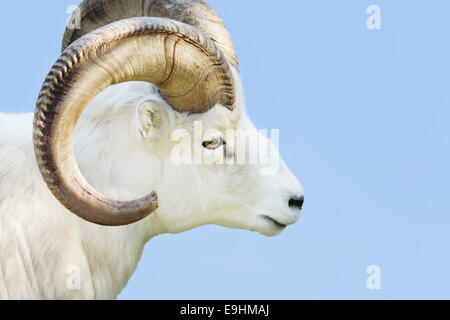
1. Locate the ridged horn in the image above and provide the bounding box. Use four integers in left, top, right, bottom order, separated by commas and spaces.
63, 0, 238, 68
34, 17, 235, 226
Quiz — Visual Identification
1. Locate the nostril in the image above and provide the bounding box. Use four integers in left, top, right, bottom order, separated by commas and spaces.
289, 196, 304, 211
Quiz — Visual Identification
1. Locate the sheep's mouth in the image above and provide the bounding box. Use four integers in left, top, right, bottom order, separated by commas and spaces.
262, 215, 287, 229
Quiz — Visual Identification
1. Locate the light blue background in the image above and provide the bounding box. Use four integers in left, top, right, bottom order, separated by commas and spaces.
1, 1, 449, 299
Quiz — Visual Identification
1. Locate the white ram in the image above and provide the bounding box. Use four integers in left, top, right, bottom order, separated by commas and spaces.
0, 0, 304, 299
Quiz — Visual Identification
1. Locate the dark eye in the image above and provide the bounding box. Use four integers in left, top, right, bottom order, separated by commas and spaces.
203, 137, 224, 150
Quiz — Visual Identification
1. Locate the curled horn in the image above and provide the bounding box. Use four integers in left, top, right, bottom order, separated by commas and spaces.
63, 0, 239, 68
34, 17, 235, 226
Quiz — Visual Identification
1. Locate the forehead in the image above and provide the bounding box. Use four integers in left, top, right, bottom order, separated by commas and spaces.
184, 104, 243, 132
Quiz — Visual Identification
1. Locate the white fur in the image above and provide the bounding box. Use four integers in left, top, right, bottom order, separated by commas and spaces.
0, 69, 303, 299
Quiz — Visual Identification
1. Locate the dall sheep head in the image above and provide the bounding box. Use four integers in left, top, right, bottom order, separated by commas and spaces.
33, 0, 238, 226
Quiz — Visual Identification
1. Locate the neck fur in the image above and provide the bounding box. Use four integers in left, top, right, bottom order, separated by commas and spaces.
67, 85, 164, 298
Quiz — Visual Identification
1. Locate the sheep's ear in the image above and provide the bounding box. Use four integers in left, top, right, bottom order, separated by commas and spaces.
135, 99, 168, 139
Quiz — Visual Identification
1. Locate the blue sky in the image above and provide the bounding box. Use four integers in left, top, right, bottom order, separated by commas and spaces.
1, 1, 449, 299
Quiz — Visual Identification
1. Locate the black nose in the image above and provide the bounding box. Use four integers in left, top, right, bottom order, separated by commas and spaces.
289, 196, 304, 211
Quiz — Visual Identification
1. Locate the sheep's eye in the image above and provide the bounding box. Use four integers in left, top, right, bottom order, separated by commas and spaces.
203, 137, 224, 150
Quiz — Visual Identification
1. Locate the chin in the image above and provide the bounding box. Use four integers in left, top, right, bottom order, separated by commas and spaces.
257, 213, 300, 237
258, 222, 287, 237
245, 215, 290, 237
